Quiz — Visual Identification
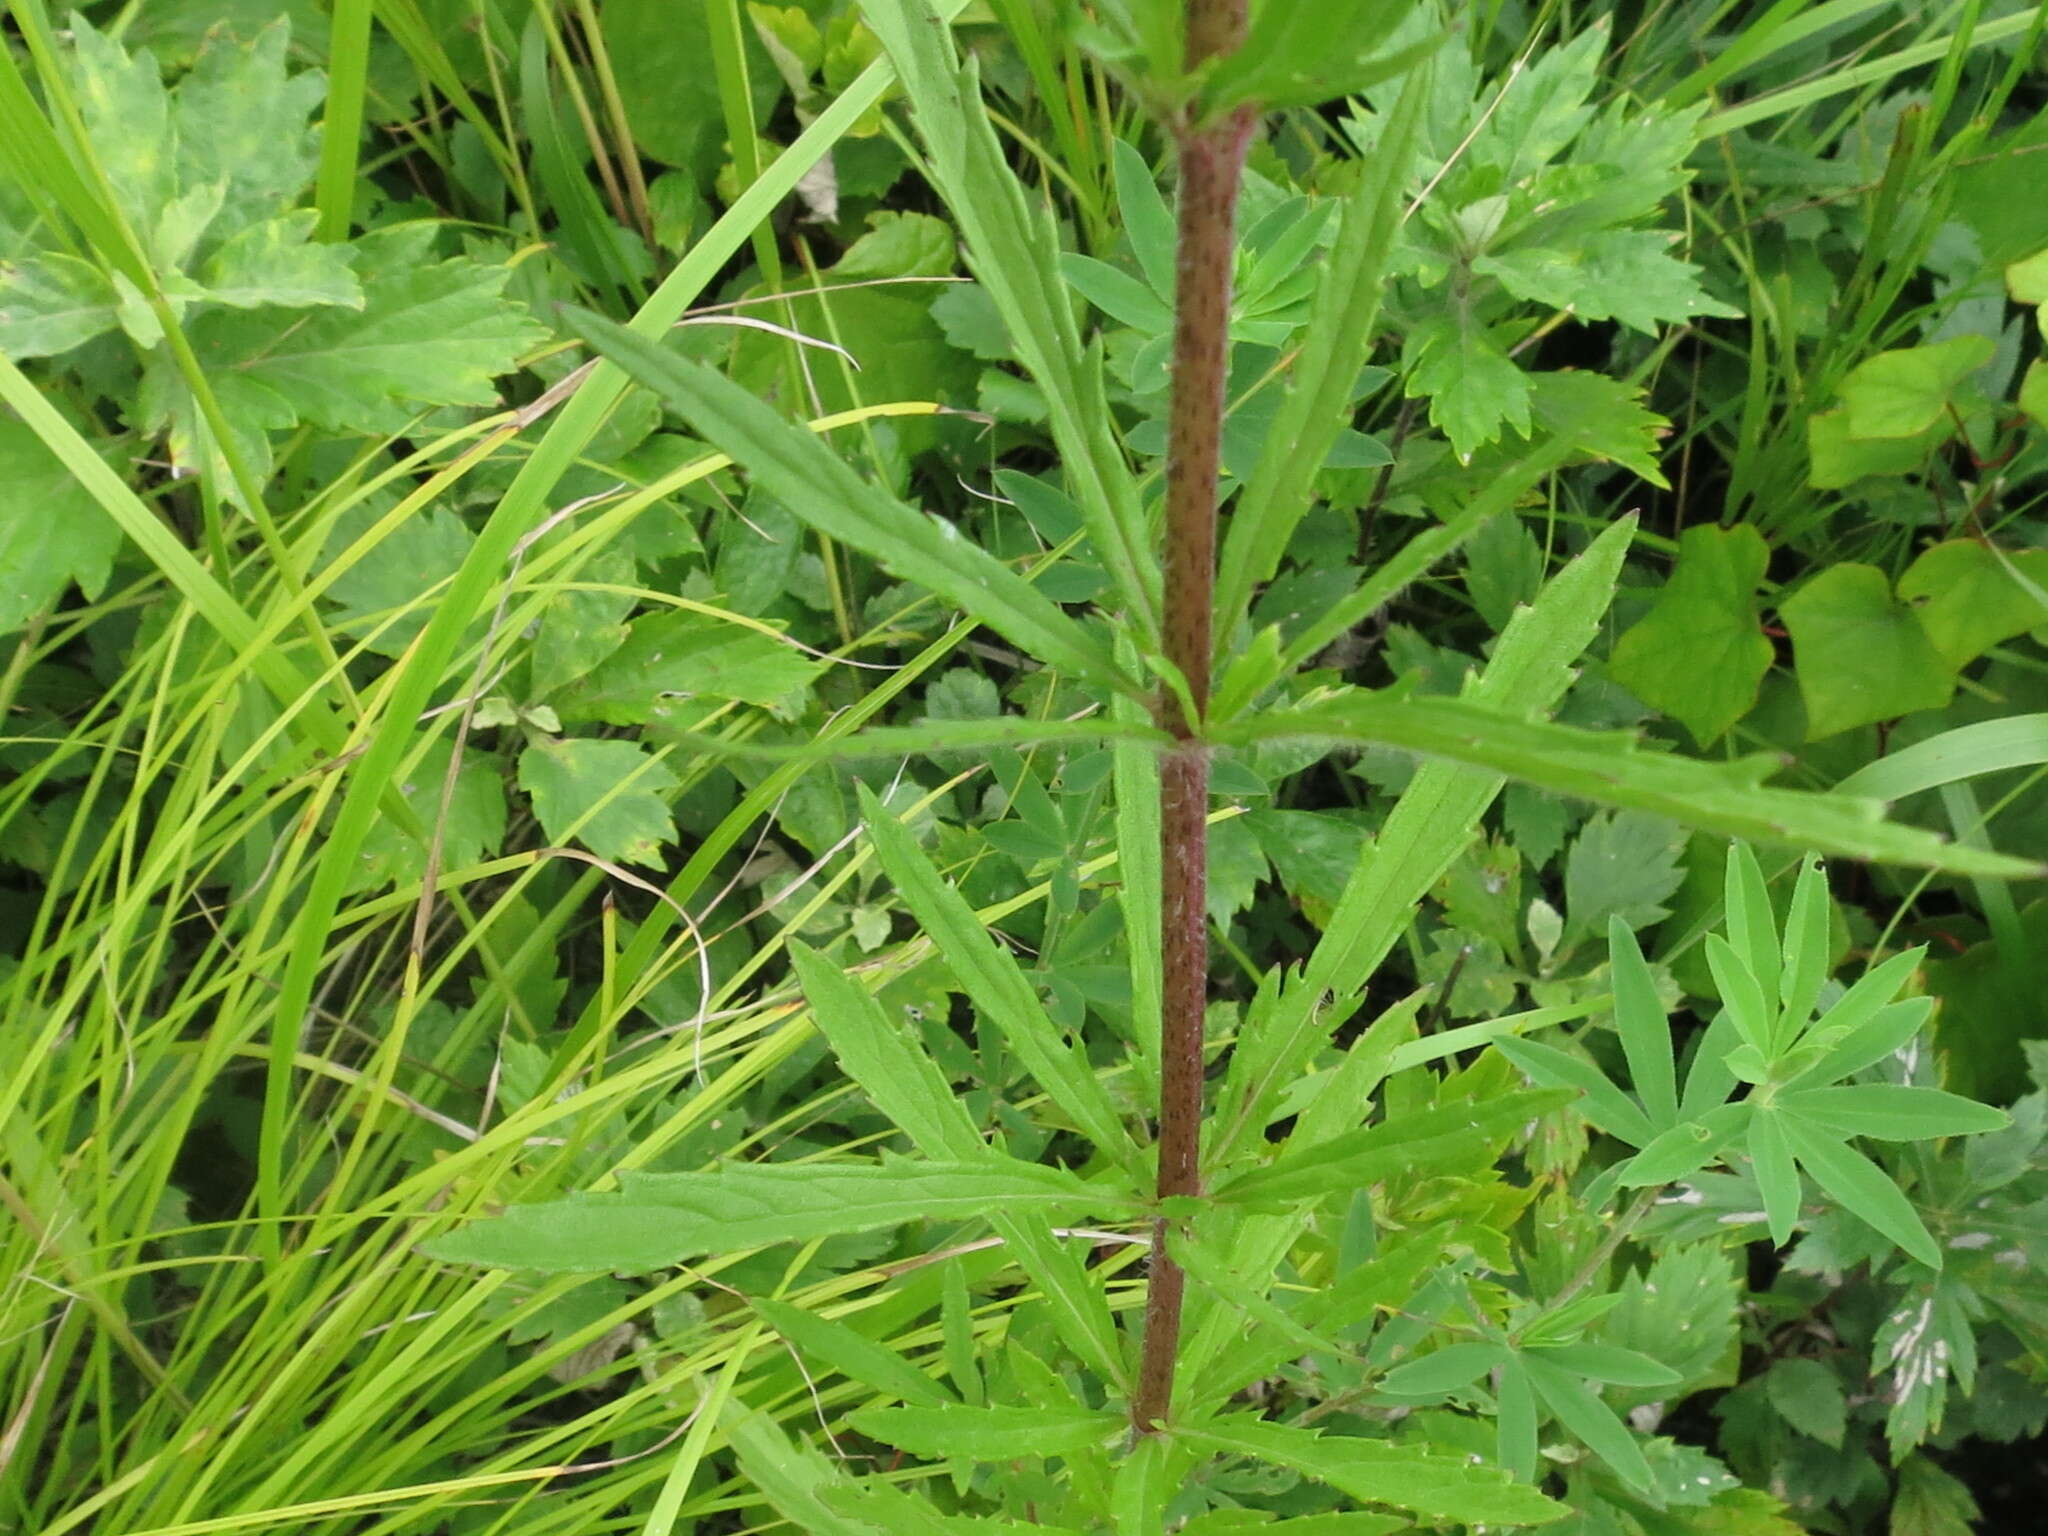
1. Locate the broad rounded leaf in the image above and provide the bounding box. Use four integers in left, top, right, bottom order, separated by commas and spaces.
1780, 563, 1956, 740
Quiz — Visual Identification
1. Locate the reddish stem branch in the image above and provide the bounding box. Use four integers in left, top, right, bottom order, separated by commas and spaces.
1131, 0, 1254, 1436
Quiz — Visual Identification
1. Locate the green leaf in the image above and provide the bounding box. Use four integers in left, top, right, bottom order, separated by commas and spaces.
790, 942, 982, 1158
1215, 63, 1428, 633
552, 608, 823, 726
1176, 1418, 1567, 1525
321, 504, 477, 658
1533, 1342, 1682, 1388
557, 304, 1134, 695
0, 410, 123, 630
1527, 370, 1674, 486
1402, 313, 1531, 460
1564, 812, 1686, 945
1838, 716, 2048, 803
1777, 1116, 1941, 1267
1059, 253, 1171, 333
351, 738, 507, 893
1224, 695, 2040, 875
1763, 1356, 1846, 1448
722, 1399, 882, 1536
1890, 1453, 1981, 1536
1777, 855, 1832, 1044
859, 785, 1137, 1164
1609, 524, 1773, 745
423, 1157, 1124, 1272
171, 228, 545, 474
1781, 563, 1956, 740
1777, 1085, 2007, 1142
1111, 138, 1174, 298
850, 1403, 1119, 1461
169, 18, 326, 235
752, 1295, 952, 1408
1520, 1354, 1658, 1491
1215, 1089, 1571, 1205
0, 253, 122, 357
1805, 407, 1937, 488
1609, 916, 1679, 1128
1204, 2, 1434, 112
858, 0, 1161, 644
2020, 358, 2048, 432
1493, 1036, 1655, 1147
1377, 1341, 1506, 1397
1475, 229, 1734, 334
1721, 839, 1775, 991
517, 737, 679, 868
1748, 1107, 1802, 1248
1837, 335, 1995, 439
1896, 540, 2048, 669
1616, 1101, 1750, 1186
1602, 1241, 1740, 1394
195, 210, 361, 309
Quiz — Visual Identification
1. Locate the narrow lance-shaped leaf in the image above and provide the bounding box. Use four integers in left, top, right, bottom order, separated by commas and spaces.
1778, 1114, 1943, 1268
790, 942, 983, 1158
860, 0, 1162, 645
1748, 1107, 1803, 1249
1212, 57, 1430, 644
851, 1403, 1120, 1461
793, 941, 1128, 1388
1493, 1035, 1656, 1148
1520, 1355, 1657, 1492
1608, 915, 1678, 1128
1174, 1418, 1567, 1525
752, 1295, 955, 1408
420, 1158, 1132, 1274
1217, 695, 2044, 878
557, 304, 1137, 697
1215, 1090, 1571, 1205
1778, 1085, 2008, 1142
1218, 519, 1639, 1165
859, 784, 1139, 1166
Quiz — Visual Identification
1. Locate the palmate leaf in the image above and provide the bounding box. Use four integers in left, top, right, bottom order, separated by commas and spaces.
185, 227, 547, 434
517, 736, 678, 869
0, 409, 123, 630
557, 304, 1136, 696
421, 1157, 1132, 1273
1217, 694, 2042, 877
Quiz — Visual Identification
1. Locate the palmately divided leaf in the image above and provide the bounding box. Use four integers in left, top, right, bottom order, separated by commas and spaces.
517, 736, 679, 868
551, 608, 824, 725
187, 227, 547, 434
0, 254, 122, 357
0, 412, 124, 630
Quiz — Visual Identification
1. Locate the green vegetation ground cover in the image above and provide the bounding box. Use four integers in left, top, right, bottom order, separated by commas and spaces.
4, 2, 2048, 1534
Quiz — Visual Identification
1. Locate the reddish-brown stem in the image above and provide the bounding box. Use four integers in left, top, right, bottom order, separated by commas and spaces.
1132, 0, 1254, 1437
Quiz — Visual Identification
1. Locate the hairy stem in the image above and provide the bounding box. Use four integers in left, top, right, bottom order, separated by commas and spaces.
1132, 0, 1254, 1436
